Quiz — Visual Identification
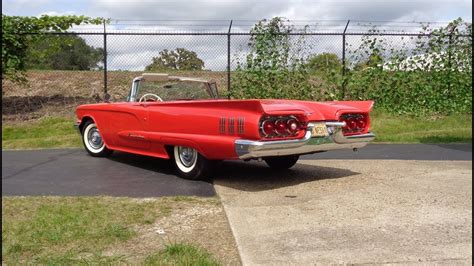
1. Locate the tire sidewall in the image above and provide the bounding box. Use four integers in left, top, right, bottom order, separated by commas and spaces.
82, 121, 111, 157
172, 146, 212, 180
174, 146, 198, 174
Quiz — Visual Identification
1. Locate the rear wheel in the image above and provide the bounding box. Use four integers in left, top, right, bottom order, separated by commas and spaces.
264, 155, 299, 170
82, 121, 113, 157
172, 146, 215, 180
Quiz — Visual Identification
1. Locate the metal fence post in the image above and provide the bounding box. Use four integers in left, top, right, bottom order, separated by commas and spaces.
341, 20, 350, 99
227, 20, 233, 99
103, 20, 108, 95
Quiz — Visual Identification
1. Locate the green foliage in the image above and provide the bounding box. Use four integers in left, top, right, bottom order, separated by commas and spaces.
145, 48, 205, 71
231, 17, 321, 100
342, 18, 472, 115
232, 17, 472, 115
307, 53, 342, 74
2, 14, 105, 81
25, 35, 103, 70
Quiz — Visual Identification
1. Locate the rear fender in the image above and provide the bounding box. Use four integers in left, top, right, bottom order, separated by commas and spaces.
333, 101, 374, 114
160, 137, 204, 158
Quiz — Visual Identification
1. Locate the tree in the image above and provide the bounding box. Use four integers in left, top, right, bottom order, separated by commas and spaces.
2, 14, 105, 81
25, 35, 103, 70
306, 53, 342, 74
145, 48, 204, 71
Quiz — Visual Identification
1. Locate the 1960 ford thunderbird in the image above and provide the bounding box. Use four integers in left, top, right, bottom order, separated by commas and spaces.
75, 73, 375, 180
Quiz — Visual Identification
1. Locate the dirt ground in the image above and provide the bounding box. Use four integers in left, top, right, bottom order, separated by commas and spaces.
103, 198, 241, 265
1, 70, 228, 121
214, 159, 472, 265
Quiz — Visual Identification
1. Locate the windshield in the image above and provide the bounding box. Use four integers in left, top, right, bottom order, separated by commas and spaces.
133, 80, 214, 102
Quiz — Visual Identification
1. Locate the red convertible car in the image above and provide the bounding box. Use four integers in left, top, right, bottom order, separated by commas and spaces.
75, 73, 375, 180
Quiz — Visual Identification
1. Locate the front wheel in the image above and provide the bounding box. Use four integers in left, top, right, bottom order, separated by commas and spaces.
264, 155, 299, 170
172, 146, 215, 180
82, 121, 113, 157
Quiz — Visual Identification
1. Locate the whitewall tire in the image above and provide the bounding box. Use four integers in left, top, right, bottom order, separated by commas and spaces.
81, 121, 113, 157
171, 146, 215, 180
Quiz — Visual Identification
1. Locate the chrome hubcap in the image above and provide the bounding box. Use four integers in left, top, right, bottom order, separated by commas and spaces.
178, 147, 197, 167
88, 127, 103, 149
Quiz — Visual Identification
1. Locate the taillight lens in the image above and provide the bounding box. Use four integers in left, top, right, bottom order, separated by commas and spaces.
287, 118, 300, 135
275, 120, 288, 135
339, 113, 369, 136
262, 120, 275, 136
260, 115, 306, 139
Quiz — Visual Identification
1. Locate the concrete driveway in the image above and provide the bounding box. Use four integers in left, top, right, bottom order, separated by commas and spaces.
214, 159, 472, 264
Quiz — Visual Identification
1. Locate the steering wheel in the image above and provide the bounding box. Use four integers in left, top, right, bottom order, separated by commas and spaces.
139, 93, 163, 103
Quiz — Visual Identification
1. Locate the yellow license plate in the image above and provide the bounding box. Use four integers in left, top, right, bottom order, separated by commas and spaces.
311, 123, 329, 137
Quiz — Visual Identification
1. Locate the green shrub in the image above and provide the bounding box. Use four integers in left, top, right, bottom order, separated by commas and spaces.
231, 18, 472, 115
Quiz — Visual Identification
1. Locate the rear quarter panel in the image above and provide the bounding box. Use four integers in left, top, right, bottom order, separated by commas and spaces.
145, 101, 263, 159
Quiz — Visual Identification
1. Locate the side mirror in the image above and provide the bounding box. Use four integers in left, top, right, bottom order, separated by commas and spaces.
104, 93, 111, 103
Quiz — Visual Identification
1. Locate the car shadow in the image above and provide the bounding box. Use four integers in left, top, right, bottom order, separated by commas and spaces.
213, 160, 359, 192
105, 152, 360, 191
106, 151, 177, 176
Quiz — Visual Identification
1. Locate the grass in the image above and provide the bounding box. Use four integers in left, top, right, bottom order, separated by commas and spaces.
2, 196, 220, 265
144, 243, 220, 266
2, 117, 80, 149
370, 111, 472, 143
1, 112, 471, 150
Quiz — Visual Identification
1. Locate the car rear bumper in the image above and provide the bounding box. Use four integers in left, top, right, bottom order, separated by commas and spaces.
234, 122, 375, 159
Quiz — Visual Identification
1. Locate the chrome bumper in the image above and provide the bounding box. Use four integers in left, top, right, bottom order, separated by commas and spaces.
235, 122, 375, 159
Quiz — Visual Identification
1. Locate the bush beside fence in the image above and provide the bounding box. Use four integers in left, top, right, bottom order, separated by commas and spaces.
2, 18, 472, 121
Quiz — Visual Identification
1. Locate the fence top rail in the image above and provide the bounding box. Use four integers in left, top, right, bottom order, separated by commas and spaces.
17, 31, 472, 37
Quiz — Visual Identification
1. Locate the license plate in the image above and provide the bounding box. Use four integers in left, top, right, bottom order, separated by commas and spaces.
311, 123, 329, 137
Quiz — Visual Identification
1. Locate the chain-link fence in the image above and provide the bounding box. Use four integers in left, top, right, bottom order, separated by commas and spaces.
2, 20, 472, 120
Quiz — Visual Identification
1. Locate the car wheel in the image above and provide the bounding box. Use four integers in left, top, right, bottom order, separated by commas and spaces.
264, 155, 299, 170
82, 121, 113, 157
172, 146, 215, 180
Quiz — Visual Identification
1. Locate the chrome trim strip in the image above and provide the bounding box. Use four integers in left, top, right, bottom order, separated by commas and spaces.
235, 121, 375, 159
128, 76, 143, 102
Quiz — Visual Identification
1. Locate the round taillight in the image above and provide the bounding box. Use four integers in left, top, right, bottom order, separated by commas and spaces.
262, 120, 275, 136
347, 118, 357, 130
275, 119, 288, 135
356, 118, 366, 129
287, 118, 299, 134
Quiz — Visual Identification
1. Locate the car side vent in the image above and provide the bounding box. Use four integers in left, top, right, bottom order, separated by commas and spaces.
219, 117, 244, 135
219, 117, 226, 134
228, 117, 235, 134
237, 117, 245, 134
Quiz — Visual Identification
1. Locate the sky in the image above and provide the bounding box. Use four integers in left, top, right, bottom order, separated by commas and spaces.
2, 0, 472, 71
2, 0, 472, 22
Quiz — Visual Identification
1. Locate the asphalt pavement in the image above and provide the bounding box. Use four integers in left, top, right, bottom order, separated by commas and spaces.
2, 149, 215, 197
2, 144, 471, 197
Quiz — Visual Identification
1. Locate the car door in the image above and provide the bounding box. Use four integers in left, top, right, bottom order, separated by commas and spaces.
104, 101, 151, 151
